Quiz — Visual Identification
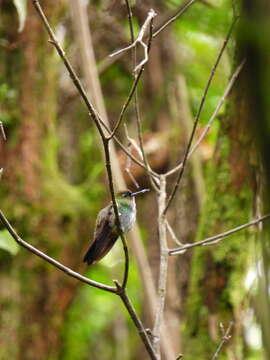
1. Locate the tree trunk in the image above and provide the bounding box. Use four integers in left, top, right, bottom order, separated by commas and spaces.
183, 61, 256, 359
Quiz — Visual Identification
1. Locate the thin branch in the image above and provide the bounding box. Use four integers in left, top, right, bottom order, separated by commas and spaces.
115, 281, 158, 360
152, 176, 169, 358
189, 60, 245, 156
97, 114, 159, 178
0, 210, 116, 293
165, 59, 245, 177
153, 0, 198, 38
110, 9, 157, 72
169, 213, 270, 255
164, 17, 238, 214
109, 69, 144, 139
211, 322, 233, 360
124, 125, 140, 189
166, 220, 183, 246
125, 0, 135, 43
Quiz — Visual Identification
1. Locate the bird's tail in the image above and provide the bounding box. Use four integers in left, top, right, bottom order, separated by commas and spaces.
83, 232, 118, 265
83, 242, 98, 265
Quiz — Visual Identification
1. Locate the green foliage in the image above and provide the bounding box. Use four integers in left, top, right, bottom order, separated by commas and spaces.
174, 0, 233, 125
101, 64, 132, 116
0, 230, 19, 255
0, 82, 17, 127
61, 260, 142, 360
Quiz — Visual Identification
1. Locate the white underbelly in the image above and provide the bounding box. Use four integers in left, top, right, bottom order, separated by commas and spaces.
120, 208, 136, 233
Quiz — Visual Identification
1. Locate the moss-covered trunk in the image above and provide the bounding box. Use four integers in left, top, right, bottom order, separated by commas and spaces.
0, 2, 93, 359
183, 62, 256, 358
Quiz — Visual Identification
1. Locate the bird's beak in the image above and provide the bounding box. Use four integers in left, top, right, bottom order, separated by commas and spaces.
130, 189, 150, 197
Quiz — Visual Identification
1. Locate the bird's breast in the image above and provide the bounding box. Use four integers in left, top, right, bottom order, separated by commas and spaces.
118, 202, 136, 233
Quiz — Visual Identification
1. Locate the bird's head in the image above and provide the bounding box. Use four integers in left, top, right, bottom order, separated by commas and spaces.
116, 188, 150, 199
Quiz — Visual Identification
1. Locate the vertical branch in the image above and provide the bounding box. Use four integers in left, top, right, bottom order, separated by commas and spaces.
152, 175, 169, 358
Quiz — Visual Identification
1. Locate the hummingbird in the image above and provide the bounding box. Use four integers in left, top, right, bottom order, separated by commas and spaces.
83, 189, 149, 265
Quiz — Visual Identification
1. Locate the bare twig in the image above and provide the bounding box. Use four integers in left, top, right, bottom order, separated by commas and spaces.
169, 213, 270, 255
0, 210, 116, 293
125, 143, 140, 189
211, 322, 233, 360
0, 121, 6, 140
123, 3, 160, 191
153, 0, 198, 38
124, 124, 143, 160
99, 115, 159, 178
110, 9, 157, 72
125, 0, 135, 43
69, 0, 158, 180
105, 0, 197, 70
152, 176, 169, 358
115, 281, 158, 360
164, 18, 238, 214
133, 19, 160, 192
166, 220, 184, 247
166, 59, 245, 177
109, 69, 144, 139
108, 10, 157, 139
124, 125, 140, 189
189, 60, 245, 156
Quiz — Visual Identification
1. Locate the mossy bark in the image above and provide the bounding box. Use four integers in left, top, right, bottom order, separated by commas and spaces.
183, 67, 257, 359
0, 2, 98, 359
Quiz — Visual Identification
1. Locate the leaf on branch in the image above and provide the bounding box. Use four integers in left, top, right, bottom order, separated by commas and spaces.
13, 0, 27, 33
0, 230, 20, 255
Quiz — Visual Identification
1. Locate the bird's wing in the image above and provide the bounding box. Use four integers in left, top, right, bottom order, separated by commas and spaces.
83, 204, 118, 265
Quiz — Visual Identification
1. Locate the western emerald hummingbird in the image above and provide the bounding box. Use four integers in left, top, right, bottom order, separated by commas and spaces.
83, 189, 149, 265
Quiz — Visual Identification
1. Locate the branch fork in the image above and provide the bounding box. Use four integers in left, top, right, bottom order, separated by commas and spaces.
110, 9, 157, 72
